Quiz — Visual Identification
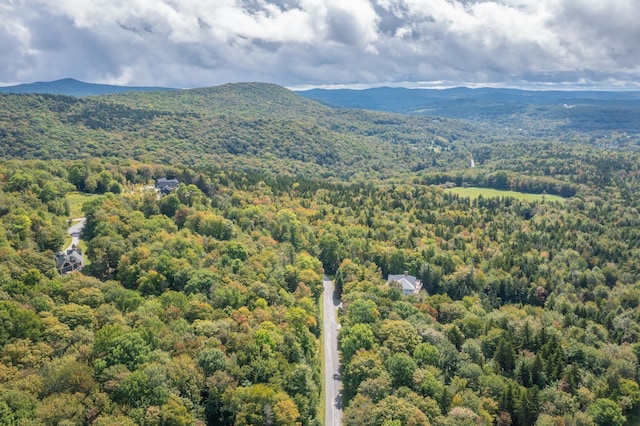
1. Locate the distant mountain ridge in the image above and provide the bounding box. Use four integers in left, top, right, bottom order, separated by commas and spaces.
297, 86, 640, 113
0, 78, 175, 97
298, 86, 640, 133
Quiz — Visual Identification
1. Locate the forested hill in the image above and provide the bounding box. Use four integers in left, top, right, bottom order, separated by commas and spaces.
0, 83, 474, 179
105, 82, 328, 117
298, 86, 640, 134
0, 78, 174, 97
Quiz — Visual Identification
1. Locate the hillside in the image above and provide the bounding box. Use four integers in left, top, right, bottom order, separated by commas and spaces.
2, 82, 640, 192
0, 78, 175, 97
299, 87, 640, 140
0, 83, 476, 179
5, 83, 638, 191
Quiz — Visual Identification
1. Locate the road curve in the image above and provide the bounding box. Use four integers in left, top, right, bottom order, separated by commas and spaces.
323, 276, 342, 426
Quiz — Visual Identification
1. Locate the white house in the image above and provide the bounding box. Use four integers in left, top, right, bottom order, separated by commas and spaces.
387, 272, 422, 296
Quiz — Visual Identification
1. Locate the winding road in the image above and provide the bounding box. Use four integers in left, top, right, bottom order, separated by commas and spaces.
323, 276, 342, 426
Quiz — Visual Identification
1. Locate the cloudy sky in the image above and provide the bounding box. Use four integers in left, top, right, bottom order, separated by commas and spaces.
1, 0, 639, 89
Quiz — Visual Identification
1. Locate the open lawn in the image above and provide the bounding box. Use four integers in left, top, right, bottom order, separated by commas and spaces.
446, 187, 565, 203
66, 192, 97, 218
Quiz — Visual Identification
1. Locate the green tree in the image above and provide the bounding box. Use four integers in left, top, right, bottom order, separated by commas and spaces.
41, 356, 96, 397
221, 241, 248, 261
0, 301, 43, 345
159, 193, 181, 217
116, 369, 151, 407
385, 353, 416, 389
105, 332, 151, 371
379, 320, 421, 354
494, 337, 516, 374
5, 211, 31, 245
53, 303, 95, 329
223, 384, 277, 426
273, 398, 300, 425
160, 394, 195, 426
372, 395, 430, 426
68, 164, 88, 191
418, 371, 444, 401
318, 234, 346, 275
93, 415, 136, 426
346, 299, 380, 325
138, 270, 168, 296
414, 343, 441, 367
339, 323, 375, 363
0, 401, 17, 426
588, 398, 625, 426
343, 350, 385, 402
184, 268, 219, 295
388, 249, 407, 274
7, 172, 35, 192
86, 233, 129, 279
198, 347, 227, 376
35, 393, 84, 425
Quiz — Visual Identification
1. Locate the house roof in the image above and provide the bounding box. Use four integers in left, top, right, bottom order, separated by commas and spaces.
55, 250, 83, 265
155, 178, 179, 189
387, 274, 419, 292
55, 248, 84, 275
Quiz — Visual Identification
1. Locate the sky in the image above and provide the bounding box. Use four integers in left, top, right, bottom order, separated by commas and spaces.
1, 0, 639, 89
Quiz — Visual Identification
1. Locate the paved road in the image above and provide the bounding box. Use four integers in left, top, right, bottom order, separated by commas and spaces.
66, 217, 86, 250
323, 276, 342, 426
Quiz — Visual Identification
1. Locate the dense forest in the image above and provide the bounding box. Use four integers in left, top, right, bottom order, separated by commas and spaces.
1, 83, 640, 425
0, 160, 325, 425
0, 84, 474, 180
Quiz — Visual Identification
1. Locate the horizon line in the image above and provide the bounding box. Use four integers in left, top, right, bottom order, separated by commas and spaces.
2, 77, 640, 92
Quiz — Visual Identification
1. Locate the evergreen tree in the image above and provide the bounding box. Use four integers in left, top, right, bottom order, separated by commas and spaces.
495, 337, 516, 375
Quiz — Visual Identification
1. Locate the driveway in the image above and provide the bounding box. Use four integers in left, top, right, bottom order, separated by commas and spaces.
66, 217, 86, 250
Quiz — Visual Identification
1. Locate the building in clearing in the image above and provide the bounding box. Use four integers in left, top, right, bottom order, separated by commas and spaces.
55, 245, 84, 275
387, 272, 422, 296
155, 178, 179, 195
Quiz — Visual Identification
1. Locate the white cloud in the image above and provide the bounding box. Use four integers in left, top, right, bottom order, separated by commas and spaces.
0, 0, 638, 87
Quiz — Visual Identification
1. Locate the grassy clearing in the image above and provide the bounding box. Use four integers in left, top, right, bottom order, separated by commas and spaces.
66, 192, 97, 218
447, 187, 565, 203
78, 240, 90, 266
63, 235, 72, 249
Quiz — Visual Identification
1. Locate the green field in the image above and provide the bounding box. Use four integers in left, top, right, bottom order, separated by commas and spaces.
446, 187, 565, 203
66, 192, 97, 218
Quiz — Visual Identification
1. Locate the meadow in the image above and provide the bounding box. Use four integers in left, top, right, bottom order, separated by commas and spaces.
66, 191, 97, 218
447, 186, 566, 203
